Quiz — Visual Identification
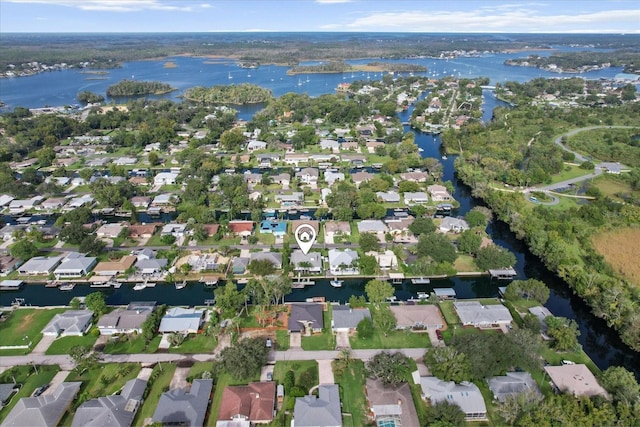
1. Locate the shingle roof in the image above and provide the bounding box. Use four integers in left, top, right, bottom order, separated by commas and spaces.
71, 378, 147, 427
293, 385, 342, 427
419, 377, 487, 417
332, 305, 371, 330
217, 382, 275, 423
2, 382, 82, 427
42, 310, 94, 335
288, 303, 324, 332
152, 379, 213, 427
487, 372, 540, 403
158, 307, 204, 333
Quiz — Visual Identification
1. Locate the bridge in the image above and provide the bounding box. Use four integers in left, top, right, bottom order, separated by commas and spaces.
480, 85, 496, 90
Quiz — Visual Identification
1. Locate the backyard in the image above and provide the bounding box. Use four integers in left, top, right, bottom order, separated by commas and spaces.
0, 308, 66, 355
133, 363, 177, 426
332, 359, 368, 427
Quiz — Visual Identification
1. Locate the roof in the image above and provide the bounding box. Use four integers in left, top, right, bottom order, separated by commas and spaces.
71, 378, 147, 427
389, 304, 444, 328
290, 250, 322, 270
18, 256, 63, 274
440, 216, 470, 231
54, 255, 97, 274
453, 301, 513, 326
217, 382, 275, 423
543, 364, 608, 398
97, 304, 155, 331
434, 288, 456, 297
487, 372, 540, 403
288, 303, 324, 332
0, 383, 17, 405
93, 256, 137, 274
366, 379, 420, 427
419, 377, 487, 417
1, 382, 82, 427
228, 221, 254, 233
332, 305, 371, 330
135, 258, 168, 271
152, 379, 213, 427
158, 307, 205, 333
42, 310, 94, 335
327, 249, 359, 267
323, 221, 351, 234
357, 220, 388, 233
293, 385, 342, 427
249, 252, 282, 267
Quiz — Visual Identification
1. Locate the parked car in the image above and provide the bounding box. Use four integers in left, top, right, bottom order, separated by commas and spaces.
266, 371, 273, 381
266, 338, 272, 348
435, 329, 443, 340
33, 383, 49, 397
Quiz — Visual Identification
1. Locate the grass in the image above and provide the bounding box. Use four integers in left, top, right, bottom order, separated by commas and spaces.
350, 327, 431, 349
301, 307, 335, 351
45, 333, 99, 355
0, 365, 60, 424
453, 254, 479, 272
592, 174, 640, 202
333, 360, 367, 427
168, 331, 217, 353
275, 329, 290, 350
540, 343, 600, 374
102, 335, 161, 354
272, 360, 319, 418
437, 301, 461, 325
548, 163, 591, 185
188, 361, 214, 380
0, 308, 66, 355
133, 363, 177, 426
592, 227, 640, 286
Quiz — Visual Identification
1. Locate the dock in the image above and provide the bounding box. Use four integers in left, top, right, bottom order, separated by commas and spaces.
489, 267, 517, 280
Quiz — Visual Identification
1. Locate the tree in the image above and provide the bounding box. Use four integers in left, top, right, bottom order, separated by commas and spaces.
84, 292, 107, 316
408, 217, 436, 235
10, 239, 39, 261
465, 210, 488, 227
359, 232, 380, 252
214, 281, 248, 319
545, 316, 581, 351
599, 366, 640, 405
474, 244, 516, 271
218, 337, 270, 380
424, 401, 466, 427
348, 295, 367, 308
69, 345, 101, 375
148, 151, 161, 166
357, 317, 374, 340
417, 233, 457, 264
457, 230, 482, 255
424, 346, 472, 383
79, 235, 106, 256
366, 352, 412, 387
219, 128, 246, 152
248, 259, 276, 277
372, 305, 397, 337
505, 279, 550, 304
365, 279, 394, 305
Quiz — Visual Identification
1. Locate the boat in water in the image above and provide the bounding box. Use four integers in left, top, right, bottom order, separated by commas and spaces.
59, 283, 75, 291
330, 279, 343, 288
175, 280, 187, 290
411, 277, 431, 285
133, 283, 146, 291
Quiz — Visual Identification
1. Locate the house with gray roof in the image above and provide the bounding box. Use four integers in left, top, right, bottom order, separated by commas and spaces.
53, 253, 97, 279
291, 250, 323, 274
295, 168, 319, 185
439, 216, 470, 233
0, 383, 19, 407
417, 376, 487, 420
487, 372, 540, 403
1, 382, 82, 427
250, 252, 283, 269
404, 191, 429, 206
324, 170, 345, 185
17, 255, 63, 275
327, 249, 359, 275
135, 258, 168, 275
97, 302, 156, 335
332, 305, 371, 333
357, 220, 388, 235
366, 379, 420, 427
376, 191, 400, 203
453, 301, 513, 327
151, 379, 213, 427
293, 384, 342, 427
42, 309, 94, 337
158, 307, 205, 334
71, 378, 147, 427
288, 303, 324, 334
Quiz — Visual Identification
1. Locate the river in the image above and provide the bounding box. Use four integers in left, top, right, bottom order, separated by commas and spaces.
0, 46, 638, 375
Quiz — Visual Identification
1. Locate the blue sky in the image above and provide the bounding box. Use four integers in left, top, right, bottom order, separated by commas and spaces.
1, 0, 639, 33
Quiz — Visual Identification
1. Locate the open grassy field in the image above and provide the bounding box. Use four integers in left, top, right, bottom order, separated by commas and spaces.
45, 333, 99, 355
592, 174, 640, 203
102, 335, 161, 354
592, 227, 640, 286
0, 308, 66, 355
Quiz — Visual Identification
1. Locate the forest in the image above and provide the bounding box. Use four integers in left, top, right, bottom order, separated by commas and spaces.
105, 80, 175, 97
505, 50, 640, 73
182, 83, 274, 105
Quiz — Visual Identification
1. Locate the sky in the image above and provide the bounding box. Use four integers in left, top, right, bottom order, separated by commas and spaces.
1, 0, 639, 33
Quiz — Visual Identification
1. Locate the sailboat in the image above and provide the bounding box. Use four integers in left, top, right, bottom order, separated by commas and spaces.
297, 78, 303, 86
228, 72, 233, 79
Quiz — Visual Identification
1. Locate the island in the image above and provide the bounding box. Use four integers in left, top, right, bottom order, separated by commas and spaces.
106, 79, 176, 97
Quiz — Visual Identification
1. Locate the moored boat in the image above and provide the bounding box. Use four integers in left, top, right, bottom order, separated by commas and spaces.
330, 279, 343, 288
411, 277, 431, 285
59, 283, 75, 291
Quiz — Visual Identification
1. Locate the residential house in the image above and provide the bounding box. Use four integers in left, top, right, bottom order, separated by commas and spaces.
53, 252, 97, 279
351, 171, 373, 188
284, 153, 310, 166
296, 168, 319, 185
0, 194, 15, 208
161, 223, 188, 237
232, 257, 250, 275
130, 196, 151, 210
376, 191, 400, 203
1, 382, 82, 427
320, 139, 340, 152
228, 221, 254, 237
97, 302, 156, 335
113, 157, 137, 166
427, 184, 452, 202
247, 140, 267, 152
217, 382, 276, 425
332, 305, 371, 333
390, 305, 444, 330
17, 255, 63, 275
487, 372, 540, 403
128, 224, 158, 239
187, 253, 220, 272
151, 194, 176, 206
274, 192, 304, 207
250, 252, 283, 269
259, 220, 287, 236
0, 255, 21, 276
291, 250, 323, 274
384, 216, 415, 236
366, 379, 420, 427
528, 306, 553, 333
293, 385, 342, 427
93, 255, 137, 277
368, 250, 398, 271
453, 301, 513, 328
310, 154, 339, 163
132, 248, 156, 261
288, 303, 324, 334
41, 197, 66, 211
42, 310, 94, 337
366, 141, 385, 154
323, 221, 351, 243
324, 170, 345, 186
65, 194, 94, 210
71, 378, 147, 427
8, 196, 44, 214
543, 364, 608, 398
400, 171, 430, 183
0, 224, 22, 241
151, 379, 213, 427
404, 192, 429, 206
96, 223, 125, 239
200, 224, 220, 238
158, 307, 205, 334
327, 249, 359, 275
357, 220, 388, 238
271, 173, 291, 188
153, 172, 179, 186
418, 376, 487, 420
135, 258, 168, 275
439, 217, 470, 233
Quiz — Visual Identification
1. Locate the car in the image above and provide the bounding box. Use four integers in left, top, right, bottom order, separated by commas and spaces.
435, 329, 443, 340
33, 383, 50, 397
266, 372, 273, 381
266, 338, 272, 348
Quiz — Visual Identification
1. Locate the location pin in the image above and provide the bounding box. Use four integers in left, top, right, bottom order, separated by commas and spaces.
294, 223, 317, 255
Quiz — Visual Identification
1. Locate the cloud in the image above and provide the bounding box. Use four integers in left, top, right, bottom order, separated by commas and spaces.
3, 0, 194, 12
328, 7, 640, 33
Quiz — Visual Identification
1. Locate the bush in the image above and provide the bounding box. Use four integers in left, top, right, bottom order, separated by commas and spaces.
357, 317, 374, 340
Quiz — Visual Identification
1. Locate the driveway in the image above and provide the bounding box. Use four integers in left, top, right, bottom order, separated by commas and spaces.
289, 332, 301, 349
335, 331, 350, 349
170, 366, 191, 390
260, 365, 274, 382
31, 335, 56, 355
317, 359, 335, 385
426, 329, 445, 348
41, 370, 70, 396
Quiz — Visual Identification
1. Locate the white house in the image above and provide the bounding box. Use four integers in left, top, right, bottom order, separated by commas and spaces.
42, 310, 94, 337
404, 192, 429, 206
154, 172, 179, 186
53, 253, 97, 279
439, 217, 470, 233
427, 184, 452, 202
296, 168, 319, 185
453, 301, 513, 327
246, 140, 267, 152
327, 249, 359, 275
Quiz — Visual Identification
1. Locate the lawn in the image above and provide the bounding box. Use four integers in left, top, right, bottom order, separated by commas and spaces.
102, 335, 161, 354
333, 360, 367, 427
168, 331, 217, 353
548, 163, 590, 185
0, 365, 59, 424
133, 363, 177, 426
188, 361, 214, 380
275, 329, 290, 351
0, 308, 66, 355
272, 360, 319, 417
593, 174, 640, 202
437, 301, 460, 325
301, 308, 335, 351
45, 333, 99, 355
350, 328, 430, 350
453, 254, 479, 272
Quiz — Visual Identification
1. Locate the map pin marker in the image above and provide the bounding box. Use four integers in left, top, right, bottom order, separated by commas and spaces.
295, 223, 317, 255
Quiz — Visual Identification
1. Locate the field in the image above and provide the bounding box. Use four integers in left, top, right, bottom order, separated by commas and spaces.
592, 227, 640, 286
592, 174, 640, 203
0, 308, 66, 355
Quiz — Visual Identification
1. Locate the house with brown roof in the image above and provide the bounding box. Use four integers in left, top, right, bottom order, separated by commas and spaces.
228, 221, 254, 237
323, 221, 351, 244
93, 255, 137, 277
390, 304, 444, 330
128, 223, 159, 239
427, 184, 452, 202
130, 196, 151, 209
544, 364, 608, 398
217, 382, 275, 425
351, 171, 373, 188
366, 379, 420, 427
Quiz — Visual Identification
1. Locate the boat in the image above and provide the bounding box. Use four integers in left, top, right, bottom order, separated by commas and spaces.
228, 72, 232, 79
59, 283, 75, 291
90, 282, 112, 288
133, 283, 146, 291
441, 155, 448, 160
411, 277, 431, 285
111, 281, 122, 289
175, 280, 187, 290
417, 292, 429, 300
330, 279, 343, 288
145, 282, 157, 288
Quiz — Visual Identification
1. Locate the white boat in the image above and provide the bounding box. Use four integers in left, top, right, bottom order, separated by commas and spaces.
417, 292, 429, 300
59, 283, 75, 291
330, 279, 343, 288
90, 282, 111, 288
441, 155, 448, 160
411, 277, 431, 285
228, 72, 232, 79
175, 280, 187, 290
133, 283, 146, 291
145, 282, 157, 288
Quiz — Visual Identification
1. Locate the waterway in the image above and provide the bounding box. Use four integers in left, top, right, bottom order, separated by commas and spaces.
1, 47, 638, 375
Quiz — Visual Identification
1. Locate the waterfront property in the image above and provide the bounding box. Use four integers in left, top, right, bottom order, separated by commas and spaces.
41, 309, 93, 337
1, 382, 82, 427
97, 302, 156, 335
53, 253, 97, 279
17, 255, 63, 275
453, 301, 513, 328
331, 305, 371, 333
544, 364, 608, 398
288, 303, 324, 334
390, 304, 444, 330
158, 307, 205, 334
